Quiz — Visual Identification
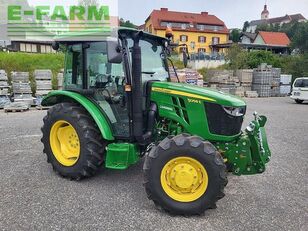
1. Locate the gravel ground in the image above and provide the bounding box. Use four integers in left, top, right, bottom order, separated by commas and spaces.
0, 97, 307, 231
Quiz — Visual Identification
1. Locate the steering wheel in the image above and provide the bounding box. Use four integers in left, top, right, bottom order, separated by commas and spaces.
95, 74, 112, 88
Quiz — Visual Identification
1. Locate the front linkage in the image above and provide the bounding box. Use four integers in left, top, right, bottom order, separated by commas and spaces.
215, 112, 271, 175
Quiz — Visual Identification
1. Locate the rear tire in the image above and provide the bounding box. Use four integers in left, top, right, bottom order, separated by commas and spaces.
295, 99, 304, 104
143, 134, 227, 215
41, 103, 106, 180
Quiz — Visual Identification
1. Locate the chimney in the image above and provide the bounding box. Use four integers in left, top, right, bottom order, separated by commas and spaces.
201, 12, 208, 16
161, 8, 168, 11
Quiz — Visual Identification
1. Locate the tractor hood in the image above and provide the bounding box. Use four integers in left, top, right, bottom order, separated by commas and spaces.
151, 82, 246, 107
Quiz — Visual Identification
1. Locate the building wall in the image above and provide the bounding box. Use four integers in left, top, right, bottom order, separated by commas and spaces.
145, 23, 228, 53
241, 36, 252, 44
253, 34, 265, 45
157, 29, 228, 53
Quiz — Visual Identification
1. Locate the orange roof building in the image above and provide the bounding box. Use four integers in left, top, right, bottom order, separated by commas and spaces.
254, 31, 290, 47
144, 8, 229, 53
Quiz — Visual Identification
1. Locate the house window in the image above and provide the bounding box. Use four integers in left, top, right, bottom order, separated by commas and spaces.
26, 44, 32, 52
198, 48, 206, 53
31, 44, 37, 53
40, 45, 53, 53
180, 35, 188, 42
198, 36, 206, 43
181, 24, 187, 29
190, 41, 195, 50
45, 45, 52, 53
20, 43, 26, 52
212, 37, 220, 45
41, 45, 46, 53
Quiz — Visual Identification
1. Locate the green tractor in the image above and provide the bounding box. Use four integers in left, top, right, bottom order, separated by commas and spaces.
41, 28, 271, 215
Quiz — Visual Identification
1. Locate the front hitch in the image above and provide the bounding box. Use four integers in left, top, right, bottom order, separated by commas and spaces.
215, 112, 271, 175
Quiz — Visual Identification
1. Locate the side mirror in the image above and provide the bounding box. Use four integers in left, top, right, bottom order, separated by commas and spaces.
107, 40, 123, 64
52, 42, 59, 51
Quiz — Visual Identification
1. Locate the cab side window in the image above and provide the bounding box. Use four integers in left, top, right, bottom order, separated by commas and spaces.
64, 44, 83, 89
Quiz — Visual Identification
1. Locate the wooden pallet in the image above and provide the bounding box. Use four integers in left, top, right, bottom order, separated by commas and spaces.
4, 108, 29, 113
36, 105, 51, 110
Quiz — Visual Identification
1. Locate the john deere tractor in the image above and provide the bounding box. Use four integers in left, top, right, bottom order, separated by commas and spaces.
41, 28, 271, 215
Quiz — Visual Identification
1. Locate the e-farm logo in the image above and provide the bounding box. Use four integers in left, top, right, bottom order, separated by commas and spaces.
7, 4, 111, 39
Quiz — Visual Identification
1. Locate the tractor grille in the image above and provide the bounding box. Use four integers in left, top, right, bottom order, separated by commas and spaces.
172, 96, 190, 124
204, 102, 245, 136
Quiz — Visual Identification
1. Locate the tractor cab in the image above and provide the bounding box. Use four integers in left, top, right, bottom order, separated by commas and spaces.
53, 28, 171, 139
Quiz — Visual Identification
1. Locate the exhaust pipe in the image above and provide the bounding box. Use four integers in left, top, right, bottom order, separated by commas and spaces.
131, 32, 157, 145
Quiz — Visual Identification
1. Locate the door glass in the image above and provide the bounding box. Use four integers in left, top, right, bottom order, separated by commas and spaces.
64, 44, 83, 90
87, 42, 129, 137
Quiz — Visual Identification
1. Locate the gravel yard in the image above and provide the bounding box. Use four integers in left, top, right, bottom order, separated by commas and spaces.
0, 97, 307, 231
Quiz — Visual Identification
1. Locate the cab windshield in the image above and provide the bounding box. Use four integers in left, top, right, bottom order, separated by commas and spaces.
128, 39, 169, 82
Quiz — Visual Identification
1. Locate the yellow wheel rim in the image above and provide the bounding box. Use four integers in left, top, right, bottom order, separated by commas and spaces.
50, 120, 80, 167
160, 157, 208, 202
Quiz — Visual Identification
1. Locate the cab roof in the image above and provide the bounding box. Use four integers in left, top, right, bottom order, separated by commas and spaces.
54, 27, 168, 45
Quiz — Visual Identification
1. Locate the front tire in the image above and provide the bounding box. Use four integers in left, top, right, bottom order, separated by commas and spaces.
143, 134, 227, 215
41, 103, 106, 180
295, 99, 304, 104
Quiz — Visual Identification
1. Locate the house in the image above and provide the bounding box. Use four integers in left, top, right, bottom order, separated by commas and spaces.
144, 8, 229, 53
214, 31, 290, 54
254, 31, 290, 47
247, 4, 307, 33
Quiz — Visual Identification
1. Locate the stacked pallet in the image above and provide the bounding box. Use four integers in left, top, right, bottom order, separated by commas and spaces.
252, 64, 273, 97
0, 95, 11, 109
35, 70, 53, 96
245, 91, 259, 98
280, 74, 292, 96
11, 72, 33, 106
271, 68, 281, 97
236, 69, 253, 94
170, 68, 203, 86
57, 69, 64, 90
208, 70, 238, 95
0, 70, 10, 95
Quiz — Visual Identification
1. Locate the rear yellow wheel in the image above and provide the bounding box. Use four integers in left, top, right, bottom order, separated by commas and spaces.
160, 157, 208, 202
41, 103, 106, 180
50, 120, 80, 166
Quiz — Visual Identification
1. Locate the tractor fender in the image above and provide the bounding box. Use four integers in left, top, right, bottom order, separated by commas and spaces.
41, 90, 114, 141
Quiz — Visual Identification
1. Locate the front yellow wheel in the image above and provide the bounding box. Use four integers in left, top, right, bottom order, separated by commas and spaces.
50, 120, 80, 166
161, 157, 208, 202
143, 134, 227, 215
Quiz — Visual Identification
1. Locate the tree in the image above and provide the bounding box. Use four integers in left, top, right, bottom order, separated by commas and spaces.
242, 21, 250, 32
230, 29, 241, 43
119, 18, 137, 29
225, 44, 248, 70
255, 23, 271, 33
290, 22, 308, 53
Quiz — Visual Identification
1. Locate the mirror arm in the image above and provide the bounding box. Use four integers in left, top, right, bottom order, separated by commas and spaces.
167, 57, 180, 83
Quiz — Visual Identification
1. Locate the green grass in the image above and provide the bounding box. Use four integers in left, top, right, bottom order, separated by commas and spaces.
0, 52, 64, 93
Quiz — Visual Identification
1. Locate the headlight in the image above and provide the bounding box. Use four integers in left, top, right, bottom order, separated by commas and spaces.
223, 106, 246, 117
246, 122, 255, 132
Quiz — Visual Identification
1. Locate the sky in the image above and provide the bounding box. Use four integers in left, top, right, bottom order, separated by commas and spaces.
118, 0, 308, 29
